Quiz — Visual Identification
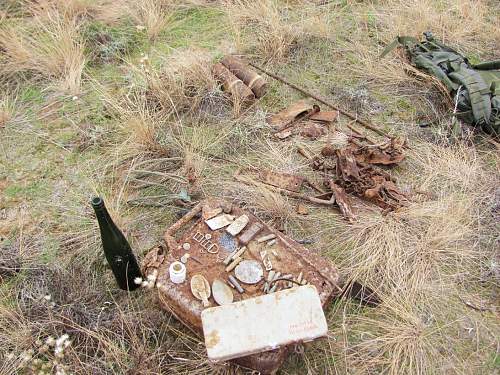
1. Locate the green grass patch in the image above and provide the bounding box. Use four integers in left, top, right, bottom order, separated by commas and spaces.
159, 7, 227, 51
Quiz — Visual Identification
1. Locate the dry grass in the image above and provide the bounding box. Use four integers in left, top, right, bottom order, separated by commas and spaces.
144, 48, 219, 117
0, 11, 85, 94
125, 0, 175, 41
224, 0, 305, 62
1, 0, 499, 374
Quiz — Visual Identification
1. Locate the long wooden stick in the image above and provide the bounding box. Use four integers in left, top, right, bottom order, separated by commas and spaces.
248, 62, 390, 138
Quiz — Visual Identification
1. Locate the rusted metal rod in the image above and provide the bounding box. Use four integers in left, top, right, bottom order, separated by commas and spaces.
248, 62, 390, 139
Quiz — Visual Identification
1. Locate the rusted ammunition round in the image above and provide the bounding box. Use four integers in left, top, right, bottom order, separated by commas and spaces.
228, 275, 244, 293
221, 56, 268, 98
212, 63, 255, 105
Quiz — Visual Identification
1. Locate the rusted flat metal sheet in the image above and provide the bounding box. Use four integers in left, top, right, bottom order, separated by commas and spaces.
267, 100, 312, 128
259, 170, 304, 192
144, 199, 340, 374
310, 110, 339, 123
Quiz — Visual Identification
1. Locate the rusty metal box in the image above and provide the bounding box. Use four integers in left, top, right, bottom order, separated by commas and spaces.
142, 199, 341, 374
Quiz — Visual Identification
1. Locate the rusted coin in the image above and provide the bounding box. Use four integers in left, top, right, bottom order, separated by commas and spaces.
234, 260, 263, 284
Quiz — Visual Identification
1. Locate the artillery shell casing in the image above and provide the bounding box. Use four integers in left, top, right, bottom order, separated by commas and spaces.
228, 275, 244, 293
221, 56, 268, 98
212, 63, 255, 105
225, 256, 242, 272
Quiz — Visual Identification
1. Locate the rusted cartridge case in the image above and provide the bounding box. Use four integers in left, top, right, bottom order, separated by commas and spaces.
221, 56, 268, 98
212, 63, 255, 105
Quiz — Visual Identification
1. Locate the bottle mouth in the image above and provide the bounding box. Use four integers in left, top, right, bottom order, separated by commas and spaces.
91, 196, 104, 209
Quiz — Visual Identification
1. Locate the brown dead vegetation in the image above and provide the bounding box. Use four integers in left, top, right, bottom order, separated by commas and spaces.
1, 0, 499, 374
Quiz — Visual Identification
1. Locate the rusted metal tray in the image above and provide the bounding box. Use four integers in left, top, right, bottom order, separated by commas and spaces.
142, 199, 341, 374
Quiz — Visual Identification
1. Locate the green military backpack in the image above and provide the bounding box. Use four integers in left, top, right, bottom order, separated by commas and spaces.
382, 32, 500, 136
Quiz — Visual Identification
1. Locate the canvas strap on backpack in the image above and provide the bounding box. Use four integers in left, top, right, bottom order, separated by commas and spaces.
381, 32, 499, 136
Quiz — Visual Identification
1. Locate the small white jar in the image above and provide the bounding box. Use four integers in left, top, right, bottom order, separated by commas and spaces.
169, 261, 186, 284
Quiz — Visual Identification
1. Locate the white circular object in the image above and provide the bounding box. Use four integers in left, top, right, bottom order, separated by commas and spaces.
182, 242, 191, 251
180, 253, 190, 264
234, 260, 264, 284
169, 261, 186, 284
204, 233, 212, 240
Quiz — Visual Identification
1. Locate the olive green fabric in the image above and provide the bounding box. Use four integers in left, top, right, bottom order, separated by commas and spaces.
382, 32, 500, 136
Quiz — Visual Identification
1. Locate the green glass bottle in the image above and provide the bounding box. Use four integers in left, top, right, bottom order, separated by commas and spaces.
91, 197, 142, 291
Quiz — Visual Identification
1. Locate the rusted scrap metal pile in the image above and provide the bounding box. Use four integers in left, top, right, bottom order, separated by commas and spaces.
212, 56, 409, 221
142, 199, 341, 373
139, 56, 408, 374
233, 98, 408, 221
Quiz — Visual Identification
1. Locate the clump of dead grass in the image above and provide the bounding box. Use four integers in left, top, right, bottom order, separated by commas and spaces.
304, 139, 499, 375
341, 0, 500, 94
377, 0, 499, 56
0, 12, 85, 94
144, 48, 219, 117
224, 0, 305, 62
125, 0, 175, 41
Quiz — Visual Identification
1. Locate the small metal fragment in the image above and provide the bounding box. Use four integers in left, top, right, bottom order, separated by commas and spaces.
228, 275, 244, 293
263, 281, 269, 293
239, 222, 264, 245
267, 270, 276, 282
268, 283, 278, 293
205, 214, 235, 230
271, 249, 280, 260
225, 256, 242, 272
182, 242, 191, 251
301, 279, 308, 285
231, 246, 247, 260
259, 170, 304, 192
192, 231, 204, 242
226, 214, 249, 236
263, 258, 272, 271
205, 243, 219, 254
267, 239, 276, 247
256, 233, 276, 243
234, 260, 264, 284
260, 250, 273, 271
202, 205, 222, 220
180, 253, 190, 263
190, 255, 203, 265
221, 202, 232, 213
297, 272, 303, 284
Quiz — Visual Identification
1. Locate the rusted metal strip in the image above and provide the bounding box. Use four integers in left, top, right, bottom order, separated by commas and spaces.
248, 62, 391, 139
